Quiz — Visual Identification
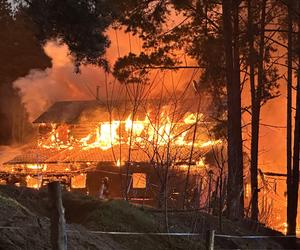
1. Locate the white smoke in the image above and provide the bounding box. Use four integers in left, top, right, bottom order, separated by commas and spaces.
13, 41, 108, 121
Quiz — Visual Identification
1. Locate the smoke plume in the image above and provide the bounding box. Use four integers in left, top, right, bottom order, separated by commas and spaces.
13, 41, 107, 121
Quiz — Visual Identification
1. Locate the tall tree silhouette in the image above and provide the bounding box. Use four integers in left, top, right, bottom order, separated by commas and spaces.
0, 0, 50, 144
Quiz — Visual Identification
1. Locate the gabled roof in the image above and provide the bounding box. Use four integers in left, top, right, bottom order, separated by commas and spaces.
33, 100, 101, 124
33, 98, 213, 125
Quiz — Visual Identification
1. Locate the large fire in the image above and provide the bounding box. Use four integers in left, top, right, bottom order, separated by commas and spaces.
3, 109, 221, 193
38, 111, 221, 153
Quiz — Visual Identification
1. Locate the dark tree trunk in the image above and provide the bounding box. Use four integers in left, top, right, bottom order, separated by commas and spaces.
233, 2, 244, 219
286, 0, 294, 236
219, 169, 223, 231
250, 107, 260, 221
208, 171, 213, 213
288, 2, 300, 236
247, 0, 258, 221
248, 0, 267, 222
288, 74, 300, 236
48, 181, 67, 250
222, 0, 244, 220
164, 143, 171, 232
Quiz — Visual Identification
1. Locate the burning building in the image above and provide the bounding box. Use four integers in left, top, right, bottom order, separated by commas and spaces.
0, 98, 221, 207
244, 170, 300, 235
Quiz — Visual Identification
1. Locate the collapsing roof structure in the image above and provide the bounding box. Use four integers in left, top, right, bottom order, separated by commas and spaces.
0, 99, 220, 207
33, 98, 213, 124
4, 144, 207, 165
3, 99, 219, 171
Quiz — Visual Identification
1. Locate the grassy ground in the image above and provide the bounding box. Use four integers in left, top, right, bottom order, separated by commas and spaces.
0, 185, 292, 249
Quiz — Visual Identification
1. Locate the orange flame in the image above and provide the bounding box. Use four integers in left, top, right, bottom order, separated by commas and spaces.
37, 112, 221, 154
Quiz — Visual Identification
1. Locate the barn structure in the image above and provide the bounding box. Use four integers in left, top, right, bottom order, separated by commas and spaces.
0, 99, 220, 207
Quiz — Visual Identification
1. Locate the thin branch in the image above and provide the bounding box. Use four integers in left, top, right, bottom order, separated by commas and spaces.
140, 66, 205, 69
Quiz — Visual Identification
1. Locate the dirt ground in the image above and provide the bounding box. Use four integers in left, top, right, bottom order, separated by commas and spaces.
0, 185, 295, 250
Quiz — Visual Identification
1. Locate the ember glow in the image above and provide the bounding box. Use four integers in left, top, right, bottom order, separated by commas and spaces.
26, 175, 42, 189
71, 174, 86, 189
26, 164, 47, 170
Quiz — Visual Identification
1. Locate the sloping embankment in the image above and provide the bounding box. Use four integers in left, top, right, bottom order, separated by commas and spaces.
0, 186, 291, 250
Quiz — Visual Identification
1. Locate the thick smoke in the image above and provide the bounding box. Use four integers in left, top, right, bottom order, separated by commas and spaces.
13, 41, 106, 121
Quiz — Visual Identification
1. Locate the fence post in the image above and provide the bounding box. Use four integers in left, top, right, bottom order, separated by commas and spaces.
48, 181, 67, 250
206, 230, 215, 250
